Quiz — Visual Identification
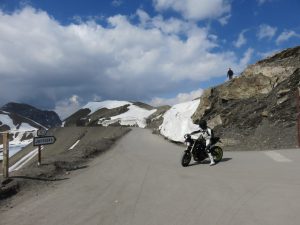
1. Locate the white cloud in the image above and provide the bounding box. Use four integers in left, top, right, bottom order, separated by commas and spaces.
234, 30, 247, 48
218, 14, 231, 26
0, 7, 248, 110
276, 30, 299, 45
150, 89, 203, 106
153, 0, 231, 21
257, 0, 273, 5
112, 0, 123, 7
257, 24, 277, 40
54, 95, 82, 120
239, 48, 254, 69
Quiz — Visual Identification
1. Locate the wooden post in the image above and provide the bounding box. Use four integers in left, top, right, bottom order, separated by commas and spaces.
297, 88, 300, 148
38, 145, 41, 166
2, 132, 9, 178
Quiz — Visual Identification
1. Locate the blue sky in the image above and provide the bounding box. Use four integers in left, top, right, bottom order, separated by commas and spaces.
0, 0, 299, 118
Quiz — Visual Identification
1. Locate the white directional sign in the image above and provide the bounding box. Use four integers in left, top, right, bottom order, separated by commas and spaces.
33, 136, 56, 146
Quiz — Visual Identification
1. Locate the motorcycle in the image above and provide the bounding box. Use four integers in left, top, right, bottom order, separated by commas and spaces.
181, 134, 223, 167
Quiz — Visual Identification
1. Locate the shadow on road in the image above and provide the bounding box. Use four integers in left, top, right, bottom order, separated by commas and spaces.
10, 176, 69, 182
221, 157, 232, 162
187, 157, 232, 167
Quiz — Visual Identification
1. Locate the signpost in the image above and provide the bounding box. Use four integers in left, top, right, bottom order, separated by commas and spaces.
2, 132, 9, 178
37, 129, 47, 137
33, 129, 56, 165
297, 88, 300, 147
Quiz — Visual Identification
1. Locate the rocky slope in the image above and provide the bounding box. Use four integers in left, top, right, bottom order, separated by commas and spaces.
1, 102, 61, 128
191, 46, 300, 150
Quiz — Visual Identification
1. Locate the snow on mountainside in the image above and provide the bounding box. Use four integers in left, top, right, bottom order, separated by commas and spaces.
83, 101, 132, 114
0, 110, 45, 160
64, 100, 199, 142
64, 100, 157, 128
159, 100, 200, 142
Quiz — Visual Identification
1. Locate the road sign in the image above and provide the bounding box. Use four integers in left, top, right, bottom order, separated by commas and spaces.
37, 129, 47, 136
33, 136, 56, 146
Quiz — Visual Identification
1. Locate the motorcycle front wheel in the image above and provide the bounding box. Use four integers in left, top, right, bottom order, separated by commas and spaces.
211, 146, 223, 163
181, 152, 191, 167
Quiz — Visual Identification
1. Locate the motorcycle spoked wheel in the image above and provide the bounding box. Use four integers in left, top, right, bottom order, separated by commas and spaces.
211, 146, 223, 163
181, 152, 191, 167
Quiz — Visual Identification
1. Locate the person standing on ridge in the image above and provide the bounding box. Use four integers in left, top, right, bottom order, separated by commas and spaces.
227, 68, 234, 80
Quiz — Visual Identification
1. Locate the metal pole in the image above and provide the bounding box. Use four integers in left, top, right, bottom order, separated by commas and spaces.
2, 132, 9, 178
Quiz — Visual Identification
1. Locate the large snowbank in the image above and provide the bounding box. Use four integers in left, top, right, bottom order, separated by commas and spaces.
159, 99, 200, 142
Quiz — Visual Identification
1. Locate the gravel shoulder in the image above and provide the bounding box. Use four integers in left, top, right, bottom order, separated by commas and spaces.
0, 126, 131, 208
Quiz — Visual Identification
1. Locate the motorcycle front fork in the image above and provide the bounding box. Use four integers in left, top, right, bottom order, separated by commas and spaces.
185, 142, 196, 154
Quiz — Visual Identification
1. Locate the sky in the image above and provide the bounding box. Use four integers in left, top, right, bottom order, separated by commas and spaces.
0, 0, 299, 119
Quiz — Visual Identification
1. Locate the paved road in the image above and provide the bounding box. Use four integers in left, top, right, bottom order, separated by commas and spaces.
1, 128, 300, 225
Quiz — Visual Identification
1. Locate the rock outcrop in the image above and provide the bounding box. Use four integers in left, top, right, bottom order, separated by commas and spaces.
192, 46, 300, 150
146, 105, 171, 133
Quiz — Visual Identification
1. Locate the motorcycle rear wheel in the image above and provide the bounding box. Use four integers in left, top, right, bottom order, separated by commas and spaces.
211, 146, 223, 163
181, 152, 191, 167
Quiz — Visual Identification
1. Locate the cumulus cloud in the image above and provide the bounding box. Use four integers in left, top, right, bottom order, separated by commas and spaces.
257, 24, 277, 40
150, 89, 203, 106
234, 30, 247, 48
276, 30, 299, 45
0, 7, 249, 112
54, 95, 82, 120
153, 0, 231, 21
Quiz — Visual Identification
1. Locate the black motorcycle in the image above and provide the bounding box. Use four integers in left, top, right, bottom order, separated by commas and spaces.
181, 134, 223, 167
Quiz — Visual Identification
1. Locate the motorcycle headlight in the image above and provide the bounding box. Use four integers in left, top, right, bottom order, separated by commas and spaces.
185, 142, 191, 146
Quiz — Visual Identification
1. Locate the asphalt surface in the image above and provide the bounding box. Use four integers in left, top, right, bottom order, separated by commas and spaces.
1, 128, 300, 225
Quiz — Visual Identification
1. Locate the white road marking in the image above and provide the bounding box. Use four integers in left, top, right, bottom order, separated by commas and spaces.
69, 140, 80, 150
264, 151, 292, 162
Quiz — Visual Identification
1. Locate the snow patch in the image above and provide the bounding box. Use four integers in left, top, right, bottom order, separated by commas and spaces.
83, 100, 131, 115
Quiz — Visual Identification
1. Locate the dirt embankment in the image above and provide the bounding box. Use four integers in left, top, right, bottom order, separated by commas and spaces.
0, 126, 130, 206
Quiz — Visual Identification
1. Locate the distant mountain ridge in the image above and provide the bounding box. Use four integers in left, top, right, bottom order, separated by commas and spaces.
1, 102, 62, 128
63, 100, 160, 128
